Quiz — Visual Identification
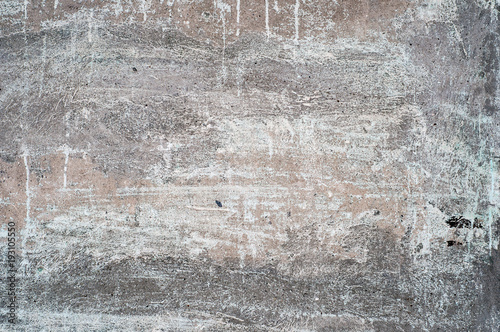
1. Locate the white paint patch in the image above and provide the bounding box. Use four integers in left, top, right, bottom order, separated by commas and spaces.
216, 0, 231, 85
216, 0, 231, 13
114, 0, 123, 17
236, 0, 240, 36
24, 0, 28, 18
221, 13, 227, 84
140, 0, 152, 22
273, 0, 280, 13
265, 0, 270, 39
0, 224, 7, 239
294, 0, 300, 45
88, 9, 93, 43
54, 0, 58, 10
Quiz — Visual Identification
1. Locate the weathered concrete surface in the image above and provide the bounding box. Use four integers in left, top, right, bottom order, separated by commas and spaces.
0, 0, 499, 330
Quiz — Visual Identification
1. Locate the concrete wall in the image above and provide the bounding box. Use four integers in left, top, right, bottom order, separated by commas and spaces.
0, 0, 499, 330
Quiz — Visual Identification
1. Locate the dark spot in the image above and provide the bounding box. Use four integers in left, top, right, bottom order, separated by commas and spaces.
446, 216, 482, 228
132, 67, 137, 72
446, 216, 468, 228
215, 200, 222, 207
287, 211, 291, 217
447, 240, 463, 247
484, 98, 496, 116
374, 210, 380, 215
0, 153, 16, 163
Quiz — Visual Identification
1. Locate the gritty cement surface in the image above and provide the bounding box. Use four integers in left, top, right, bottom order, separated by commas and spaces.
0, 0, 499, 330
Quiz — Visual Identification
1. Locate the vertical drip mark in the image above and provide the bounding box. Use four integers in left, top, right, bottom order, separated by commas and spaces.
238, 234, 245, 269
39, 34, 47, 98
88, 52, 95, 86
54, 0, 58, 10
215, 0, 231, 86
23, 153, 30, 222
71, 25, 77, 61
141, 0, 148, 21
222, 12, 227, 84
237, 55, 243, 96
115, 0, 123, 17
268, 136, 273, 159
21, 150, 31, 275
489, 158, 496, 255
490, 0, 497, 23
488, 208, 493, 256
88, 9, 93, 43
294, 0, 300, 45
265, 0, 270, 39
236, 0, 240, 36
63, 149, 69, 189
24, 0, 28, 19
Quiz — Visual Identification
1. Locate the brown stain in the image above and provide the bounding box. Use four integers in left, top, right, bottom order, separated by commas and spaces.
0, 158, 29, 233
3, 0, 413, 43
1, 148, 408, 268
2, 152, 154, 225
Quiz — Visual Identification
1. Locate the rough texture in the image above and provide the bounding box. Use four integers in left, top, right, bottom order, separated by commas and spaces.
0, 0, 499, 330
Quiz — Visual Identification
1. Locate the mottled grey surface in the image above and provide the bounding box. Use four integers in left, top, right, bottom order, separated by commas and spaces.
0, 0, 499, 330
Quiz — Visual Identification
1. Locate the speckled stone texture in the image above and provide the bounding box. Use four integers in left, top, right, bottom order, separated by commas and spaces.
0, 0, 499, 330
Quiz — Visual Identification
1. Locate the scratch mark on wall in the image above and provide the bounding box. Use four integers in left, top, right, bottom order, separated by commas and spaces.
185, 206, 232, 212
